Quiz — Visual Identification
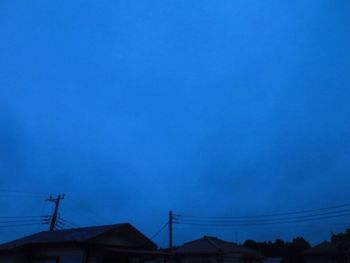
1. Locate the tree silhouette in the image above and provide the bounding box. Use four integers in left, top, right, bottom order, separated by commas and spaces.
243, 237, 310, 263
331, 228, 350, 259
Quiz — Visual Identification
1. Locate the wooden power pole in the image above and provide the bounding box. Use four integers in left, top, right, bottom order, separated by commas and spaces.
46, 194, 65, 231
169, 210, 173, 251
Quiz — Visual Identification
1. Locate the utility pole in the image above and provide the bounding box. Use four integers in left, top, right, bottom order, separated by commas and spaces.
46, 194, 65, 231
169, 210, 173, 251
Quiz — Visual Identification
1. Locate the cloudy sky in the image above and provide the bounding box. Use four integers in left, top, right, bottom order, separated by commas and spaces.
1, 0, 350, 247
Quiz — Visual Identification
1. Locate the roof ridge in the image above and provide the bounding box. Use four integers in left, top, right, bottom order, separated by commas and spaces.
0, 230, 47, 248
0, 222, 151, 251
54, 222, 130, 232
183, 237, 208, 245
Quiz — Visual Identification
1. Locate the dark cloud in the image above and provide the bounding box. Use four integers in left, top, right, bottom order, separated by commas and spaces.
0, 107, 25, 186
0, 0, 350, 247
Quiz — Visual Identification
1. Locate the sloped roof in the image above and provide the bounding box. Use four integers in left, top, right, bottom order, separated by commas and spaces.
0, 223, 156, 251
304, 241, 343, 256
174, 236, 261, 258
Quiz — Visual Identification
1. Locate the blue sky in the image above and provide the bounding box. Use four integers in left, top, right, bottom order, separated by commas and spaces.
1, 0, 350, 247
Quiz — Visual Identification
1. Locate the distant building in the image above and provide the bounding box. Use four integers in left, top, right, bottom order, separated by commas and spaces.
0, 223, 166, 263
170, 235, 263, 263
304, 241, 348, 263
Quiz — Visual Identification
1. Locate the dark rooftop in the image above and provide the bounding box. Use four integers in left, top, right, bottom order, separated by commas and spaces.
0, 223, 156, 251
174, 236, 261, 258
304, 241, 343, 256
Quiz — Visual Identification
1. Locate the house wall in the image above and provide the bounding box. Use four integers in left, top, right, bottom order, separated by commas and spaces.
0, 247, 85, 263
305, 257, 343, 263
224, 254, 263, 263
223, 256, 256, 263
94, 235, 138, 247
171, 256, 223, 263
88, 250, 161, 263
87, 255, 103, 263
0, 248, 159, 263
30, 246, 84, 263
1, 240, 159, 263
0, 254, 26, 263
170, 255, 263, 263
262, 258, 281, 263
306, 259, 337, 263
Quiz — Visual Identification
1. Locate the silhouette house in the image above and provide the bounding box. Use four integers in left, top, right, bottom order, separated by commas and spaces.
304, 241, 348, 263
0, 223, 166, 263
170, 236, 263, 263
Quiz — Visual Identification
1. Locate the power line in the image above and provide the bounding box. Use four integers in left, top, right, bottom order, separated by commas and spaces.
55, 220, 67, 230
0, 215, 49, 226
151, 221, 169, 240
175, 203, 350, 220
172, 203, 350, 230
0, 223, 45, 228
57, 216, 79, 228
0, 219, 47, 224
175, 209, 350, 224
0, 215, 48, 219
0, 189, 51, 197
55, 224, 65, 230
63, 199, 104, 225
175, 212, 350, 227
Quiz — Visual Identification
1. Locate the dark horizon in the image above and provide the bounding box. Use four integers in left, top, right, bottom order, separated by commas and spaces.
1, 191, 349, 247
1, 0, 350, 249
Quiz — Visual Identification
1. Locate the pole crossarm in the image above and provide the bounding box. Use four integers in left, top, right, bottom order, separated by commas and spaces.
46, 194, 65, 231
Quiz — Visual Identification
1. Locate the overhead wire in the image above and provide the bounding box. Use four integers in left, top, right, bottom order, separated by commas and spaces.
173, 203, 350, 228
151, 221, 169, 240
0, 215, 48, 219
176, 213, 350, 227
175, 209, 350, 224
62, 200, 103, 226
57, 216, 79, 228
174, 203, 350, 220
0, 219, 47, 224
0, 223, 45, 228
0, 189, 52, 198
0, 218, 48, 232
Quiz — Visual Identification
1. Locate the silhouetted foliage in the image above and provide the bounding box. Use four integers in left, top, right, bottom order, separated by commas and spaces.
243, 237, 310, 263
331, 228, 350, 258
